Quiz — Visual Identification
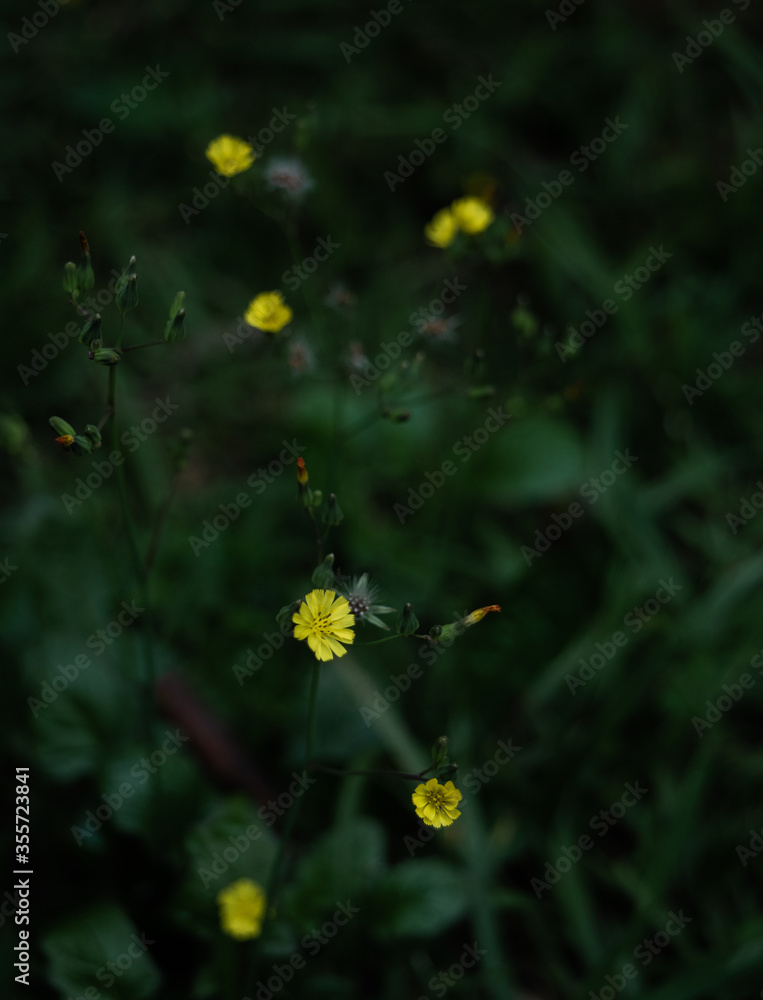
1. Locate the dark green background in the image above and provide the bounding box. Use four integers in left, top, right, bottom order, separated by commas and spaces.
3, 0, 763, 997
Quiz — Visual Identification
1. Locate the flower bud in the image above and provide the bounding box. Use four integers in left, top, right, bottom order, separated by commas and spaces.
70, 434, 93, 455
76, 231, 95, 290
83, 424, 102, 448
165, 291, 187, 342
322, 493, 343, 527
115, 274, 138, 313
78, 314, 102, 346
435, 761, 459, 781
276, 599, 302, 636
397, 603, 419, 636
466, 385, 495, 400
431, 736, 449, 767
62, 262, 78, 295
49, 416, 77, 438
77, 256, 95, 290
311, 553, 336, 589
91, 348, 121, 366
165, 309, 186, 342
296, 457, 308, 486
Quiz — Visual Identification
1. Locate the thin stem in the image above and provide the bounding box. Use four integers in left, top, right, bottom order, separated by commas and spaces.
144, 472, 180, 576
356, 633, 432, 647
356, 634, 405, 647
305, 507, 323, 564
311, 762, 436, 781
245, 661, 322, 994
121, 340, 167, 354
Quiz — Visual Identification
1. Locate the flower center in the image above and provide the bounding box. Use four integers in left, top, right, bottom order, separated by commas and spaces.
311, 612, 334, 635
348, 596, 369, 617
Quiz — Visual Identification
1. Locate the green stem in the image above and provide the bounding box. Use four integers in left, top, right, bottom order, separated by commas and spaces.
356, 633, 432, 647
109, 314, 160, 841
144, 472, 180, 576
245, 661, 322, 994
311, 762, 435, 781
121, 340, 167, 354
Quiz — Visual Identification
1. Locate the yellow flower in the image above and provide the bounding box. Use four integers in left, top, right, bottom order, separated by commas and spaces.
450, 196, 494, 234
217, 878, 266, 940
292, 589, 355, 661
244, 291, 293, 333
425, 208, 458, 248
55, 434, 74, 448
205, 134, 256, 177
412, 778, 463, 828
463, 604, 501, 627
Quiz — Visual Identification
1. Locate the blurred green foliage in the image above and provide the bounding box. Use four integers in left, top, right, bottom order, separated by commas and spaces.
3, 0, 763, 997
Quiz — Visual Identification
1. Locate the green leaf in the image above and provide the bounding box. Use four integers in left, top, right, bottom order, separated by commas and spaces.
371, 859, 468, 938
42, 904, 160, 1000
289, 818, 386, 922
